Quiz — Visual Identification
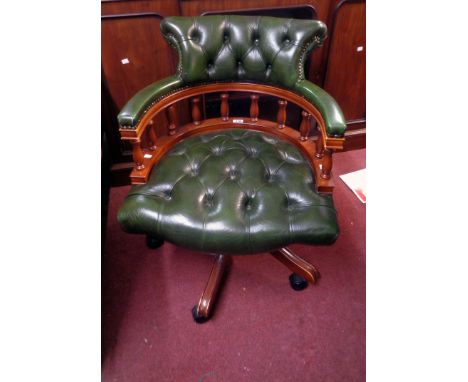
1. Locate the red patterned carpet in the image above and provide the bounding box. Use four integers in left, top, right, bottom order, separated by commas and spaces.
102, 149, 365, 382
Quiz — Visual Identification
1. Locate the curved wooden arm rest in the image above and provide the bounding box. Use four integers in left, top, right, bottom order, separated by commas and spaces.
119, 83, 344, 193
120, 83, 344, 148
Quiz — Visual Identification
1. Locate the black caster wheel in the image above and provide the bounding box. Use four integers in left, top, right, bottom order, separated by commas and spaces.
191, 305, 209, 324
289, 273, 308, 291
146, 235, 164, 249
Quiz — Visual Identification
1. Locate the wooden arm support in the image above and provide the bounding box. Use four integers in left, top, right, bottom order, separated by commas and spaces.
130, 139, 145, 170
314, 125, 335, 180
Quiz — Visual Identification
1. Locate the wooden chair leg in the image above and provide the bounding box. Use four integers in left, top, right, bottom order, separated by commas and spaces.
271, 247, 320, 284
192, 254, 230, 323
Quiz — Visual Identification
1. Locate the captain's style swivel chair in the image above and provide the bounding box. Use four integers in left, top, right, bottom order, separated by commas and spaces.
117, 15, 347, 323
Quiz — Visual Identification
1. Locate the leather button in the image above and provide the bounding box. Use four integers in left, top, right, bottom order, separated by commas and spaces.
203, 193, 214, 208
211, 147, 222, 155
248, 148, 258, 157
246, 194, 256, 211
162, 190, 172, 200
190, 29, 200, 42
244, 197, 253, 211
229, 169, 238, 180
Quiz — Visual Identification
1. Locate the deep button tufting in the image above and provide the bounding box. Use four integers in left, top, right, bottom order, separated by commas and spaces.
248, 147, 258, 157
251, 29, 259, 41
118, 129, 339, 255
211, 146, 223, 155
119, 17, 348, 136
203, 193, 214, 208
162, 190, 172, 200
189, 166, 199, 176
228, 169, 238, 180
286, 196, 299, 209
189, 28, 201, 42
243, 192, 256, 210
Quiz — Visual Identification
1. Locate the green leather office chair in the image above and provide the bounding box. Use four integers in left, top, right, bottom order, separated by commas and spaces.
117, 15, 347, 323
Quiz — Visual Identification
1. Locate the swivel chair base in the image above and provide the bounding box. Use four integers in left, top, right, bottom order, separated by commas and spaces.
192, 248, 320, 323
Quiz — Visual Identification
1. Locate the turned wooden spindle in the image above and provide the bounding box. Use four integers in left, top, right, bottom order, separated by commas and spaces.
321, 149, 333, 179
299, 111, 312, 141
166, 104, 177, 135
191, 97, 202, 125
131, 139, 145, 170
277, 99, 287, 129
220, 93, 229, 121
315, 128, 324, 159
148, 120, 157, 150
250, 94, 259, 122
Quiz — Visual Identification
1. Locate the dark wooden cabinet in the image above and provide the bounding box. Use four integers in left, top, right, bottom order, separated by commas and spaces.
323, 0, 365, 150
102, 0, 365, 185
101, 1, 181, 184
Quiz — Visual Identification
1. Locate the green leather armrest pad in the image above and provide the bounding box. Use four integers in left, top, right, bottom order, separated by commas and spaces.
118, 76, 183, 128
294, 80, 347, 136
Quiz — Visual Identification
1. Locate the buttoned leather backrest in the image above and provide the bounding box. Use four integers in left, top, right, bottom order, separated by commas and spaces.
160, 15, 327, 88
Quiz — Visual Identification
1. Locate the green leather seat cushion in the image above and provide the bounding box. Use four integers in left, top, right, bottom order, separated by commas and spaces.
118, 129, 339, 254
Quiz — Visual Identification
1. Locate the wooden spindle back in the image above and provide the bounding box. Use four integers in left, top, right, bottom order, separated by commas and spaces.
220, 93, 229, 121
166, 105, 177, 136
277, 99, 287, 129
120, 83, 344, 191
249, 94, 259, 122
191, 97, 202, 125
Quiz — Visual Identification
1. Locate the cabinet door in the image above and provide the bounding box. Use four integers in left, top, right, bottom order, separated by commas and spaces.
101, 0, 180, 184
102, 1, 180, 111
324, 0, 365, 147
